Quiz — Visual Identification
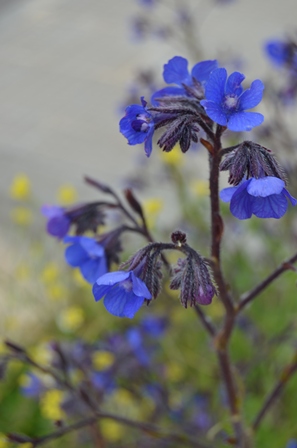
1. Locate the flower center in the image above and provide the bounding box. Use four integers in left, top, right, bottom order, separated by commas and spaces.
131, 114, 151, 133
224, 95, 238, 110
121, 280, 133, 292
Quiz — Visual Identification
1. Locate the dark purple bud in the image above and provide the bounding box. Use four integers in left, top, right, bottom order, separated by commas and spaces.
171, 230, 187, 245
84, 176, 114, 195
124, 189, 144, 219
170, 255, 216, 307
220, 141, 286, 185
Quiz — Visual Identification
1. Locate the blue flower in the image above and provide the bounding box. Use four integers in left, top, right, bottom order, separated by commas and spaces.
152, 56, 218, 103
64, 236, 107, 283
220, 176, 297, 219
93, 270, 152, 318
200, 68, 264, 131
42, 205, 70, 239
119, 97, 155, 157
265, 40, 291, 67
21, 373, 43, 397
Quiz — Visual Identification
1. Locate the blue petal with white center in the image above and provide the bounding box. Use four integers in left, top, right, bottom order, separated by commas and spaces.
201, 68, 265, 132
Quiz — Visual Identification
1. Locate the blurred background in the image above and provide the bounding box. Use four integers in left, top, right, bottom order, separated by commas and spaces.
1, 0, 297, 211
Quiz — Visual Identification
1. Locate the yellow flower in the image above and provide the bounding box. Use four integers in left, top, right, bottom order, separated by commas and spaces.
166, 362, 184, 382
100, 420, 125, 442
40, 389, 65, 420
57, 184, 78, 205
190, 179, 209, 196
9, 174, 31, 200
29, 344, 51, 365
15, 263, 30, 280
58, 306, 84, 332
0, 434, 9, 448
143, 198, 163, 227
10, 207, 33, 226
41, 262, 60, 284
92, 351, 115, 370
47, 283, 67, 301
159, 143, 183, 166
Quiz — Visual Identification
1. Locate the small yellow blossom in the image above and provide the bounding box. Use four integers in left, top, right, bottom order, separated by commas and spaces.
47, 283, 67, 301
190, 179, 209, 196
29, 343, 51, 366
15, 263, 30, 280
58, 306, 84, 332
166, 362, 184, 382
0, 434, 9, 448
143, 198, 163, 227
159, 143, 183, 166
40, 389, 65, 420
41, 262, 60, 284
101, 420, 125, 442
92, 351, 115, 370
57, 184, 78, 205
9, 174, 31, 200
10, 207, 33, 226
20, 444, 34, 448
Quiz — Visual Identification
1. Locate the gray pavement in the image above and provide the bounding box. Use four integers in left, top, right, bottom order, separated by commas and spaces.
1, 0, 297, 221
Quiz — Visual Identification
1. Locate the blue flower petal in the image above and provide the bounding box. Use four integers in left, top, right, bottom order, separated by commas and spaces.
227, 111, 264, 131
92, 283, 112, 302
265, 41, 289, 66
119, 116, 147, 145
225, 72, 245, 96
163, 56, 189, 85
121, 292, 145, 318
204, 68, 227, 103
77, 237, 104, 257
131, 272, 152, 299
151, 86, 187, 105
200, 100, 227, 126
238, 79, 264, 110
65, 243, 87, 267
230, 181, 253, 219
96, 271, 130, 285
144, 127, 154, 157
80, 257, 107, 283
252, 194, 288, 219
47, 216, 70, 238
247, 177, 285, 197
220, 186, 238, 202
102, 287, 128, 316
283, 188, 297, 206
191, 60, 218, 84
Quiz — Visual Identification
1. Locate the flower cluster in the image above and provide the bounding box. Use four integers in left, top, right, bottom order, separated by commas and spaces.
119, 56, 265, 158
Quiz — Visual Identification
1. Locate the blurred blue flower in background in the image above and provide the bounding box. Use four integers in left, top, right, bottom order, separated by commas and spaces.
42, 205, 70, 239
64, 236, 107, 283
201, 68, 264, 131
